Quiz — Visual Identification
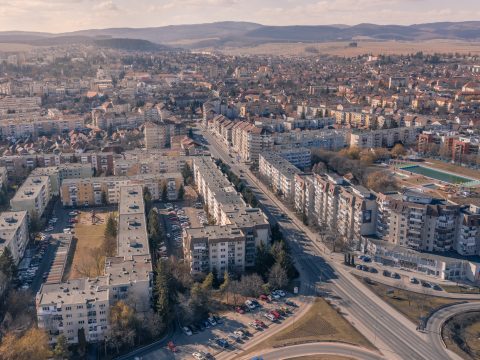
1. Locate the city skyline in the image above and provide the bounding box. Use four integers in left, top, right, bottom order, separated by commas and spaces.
0, 0, 479, 33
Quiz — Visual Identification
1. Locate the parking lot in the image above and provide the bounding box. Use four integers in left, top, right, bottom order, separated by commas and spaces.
353, 255, 445, 292
160, 200, 206, 258
137, 291, 303, 360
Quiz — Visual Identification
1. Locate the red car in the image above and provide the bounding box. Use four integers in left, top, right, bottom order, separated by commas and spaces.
270, 310, 280, 319
254, 319, 267, 328
235, 306, 245, 314
259, 294, 270, 302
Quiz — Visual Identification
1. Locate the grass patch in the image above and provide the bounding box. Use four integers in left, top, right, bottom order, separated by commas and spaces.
425, 159, 480, 180
243, 298, 374, 356
444, 311, 480, 360
358, 276, 468, 324
442, 285, 480, 294
67, 210, 109, 279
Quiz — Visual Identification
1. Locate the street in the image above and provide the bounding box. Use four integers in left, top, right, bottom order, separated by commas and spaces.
200, 127, 457, 360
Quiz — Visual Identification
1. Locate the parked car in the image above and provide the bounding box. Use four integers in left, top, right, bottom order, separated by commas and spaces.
192, 352, 207, 360
245, 300, 256, 310
259, 294, 270, 302
433, 284, 443, 291
391, 272, 401, 279
235, 306, 245, 314
274, 289, 286, 297
208, 316, 217, 326
410, 277, 419, 284
285, 300, 298, 308
421, 281, 432, 288
263, 312, 275, 321
369, 267, 378, 273
383, 270, 391, 277
270, 310, 281, 319
182, 326, 192, 336
214, 338, 229, 348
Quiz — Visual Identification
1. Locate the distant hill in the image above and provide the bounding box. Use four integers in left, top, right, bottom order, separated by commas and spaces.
0, 21, 480, 50
93, 38, 168, 51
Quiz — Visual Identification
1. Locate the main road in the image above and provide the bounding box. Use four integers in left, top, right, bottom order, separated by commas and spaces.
200, 127, 461, 360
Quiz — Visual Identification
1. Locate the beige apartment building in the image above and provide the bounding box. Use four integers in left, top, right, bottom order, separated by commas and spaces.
11, 175, 51, 218
144, 121, 168, 149
60, 173, 182, 207
0, 211, 28, 264
30, 164, 93, 195
113, 151, 190, 176
349, 127, 417, 149
37, 185, 152, 344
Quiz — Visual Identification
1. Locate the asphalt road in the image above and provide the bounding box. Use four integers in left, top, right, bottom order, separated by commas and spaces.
199, 128, 457, 360
426, 302, 480, 360
243, 342, 386, 360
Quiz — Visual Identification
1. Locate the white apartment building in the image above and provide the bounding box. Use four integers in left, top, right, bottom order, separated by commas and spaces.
11, 175, 51, 218
0, 96, 41, 115
0, 211, 28, 264
31, 164, 93, 195
259, 153, 302, 202
273, 146, 311, 169
349, 127, 417, 149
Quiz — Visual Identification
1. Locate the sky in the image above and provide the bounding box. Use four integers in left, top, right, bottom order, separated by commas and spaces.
0, 0, 479, 33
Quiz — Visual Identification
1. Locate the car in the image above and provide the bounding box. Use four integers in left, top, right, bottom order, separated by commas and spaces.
356, 265, 363, 270
391, 272, 401, 279
249, 322, 262, 330
235, 306, 245, 314
433, 284, 443, 291
197, 322, 206, 331
259, 294, 270, 302
383, 270, 391, 277
362, 265, 370, 272
250, 299, 260, 307
203, 320, 211, 328
270, 310, 281, 319
410, 277, 419, 284
245, 300, 256, 310
63, 228, 71, 234
285, 300, 298, 307
192, 352, 207, 360
235, 329, 249, 338
363, 256, 371, 262
254, 319, 266, 328
274, 289, 286, 297
214, 338, 229, 348
275, 308, 286, 316
369, 267, 378, 273
263, 312, 275, 321
421, 281, 431, 288
270, 292, 280, 300
182, 326, 193, 336
228, 332, 241, 342
208, 316, 217, 326
68, 211, 78, 216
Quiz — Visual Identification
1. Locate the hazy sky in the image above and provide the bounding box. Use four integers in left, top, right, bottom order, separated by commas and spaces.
0, 0, 479, 33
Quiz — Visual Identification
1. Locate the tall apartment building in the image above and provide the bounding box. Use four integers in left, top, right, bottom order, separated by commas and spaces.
36, 185, 153, 344
259, 153, 302, 201
273, 146, 311, 170
0, 211, 28, 264
11, 175, 51, 218
456, 204, 480, 256
144, 121, 168, 149
385, 192, 459, 252
60, 173, 182, 207
185, 157, 270, 275
349, 127, 417, 149
230, 121, 273, 163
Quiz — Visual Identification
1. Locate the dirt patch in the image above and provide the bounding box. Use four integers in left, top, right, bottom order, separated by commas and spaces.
67, 210, 109, 279
358, 276, 472, 324
444, 311, 480, 360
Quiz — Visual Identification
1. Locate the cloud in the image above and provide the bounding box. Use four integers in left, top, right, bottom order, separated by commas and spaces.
93, 1, 120, 11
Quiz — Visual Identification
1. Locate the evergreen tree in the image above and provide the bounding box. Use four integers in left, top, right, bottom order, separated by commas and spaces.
143, 187, 153, 215
0, 247, 16, 280
154, 260, 175, 324
52, 334, 69, 359
254, 242, 275, 279
161, 184, 168, 202
178, 184, 185, 201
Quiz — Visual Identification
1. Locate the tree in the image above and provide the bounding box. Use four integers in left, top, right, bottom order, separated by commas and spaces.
77, 328, 87, 357
155, 259, 175, 324
391, 143, 406, 158
238, 273, 264, 297
254, 242, 275, 279
103, 214, 117, 257
366, 171, 397, 192
220, 271, 230, 302
0, 247, 16, 280
178, 184, 185, 201
109, 301, 136, 353
268, 263, 288, 289
201, 272, 214, 292
143, 186, 153, 214
105, 214, 117, 239
161, 184, 168, 202
52, 335, 69, 359
271, 240, 298, 280
0, 327, 52, 360
181, 163, 194, 185
101, 190, 108, 205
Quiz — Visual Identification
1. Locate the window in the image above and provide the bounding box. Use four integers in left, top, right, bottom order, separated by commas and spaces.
78, 320, 84, 324
65, 306, 72, 311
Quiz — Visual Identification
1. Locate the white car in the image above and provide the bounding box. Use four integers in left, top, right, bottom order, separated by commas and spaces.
68, 211, 78, 216
245, 300, 256, 310
182, 326, 193, 336
192, 352, 206, 360
275, 289, 286, 297
63, 228, 72, 234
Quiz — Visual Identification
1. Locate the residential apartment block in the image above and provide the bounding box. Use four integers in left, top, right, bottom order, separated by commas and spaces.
349, 127, 417, 149
60, 173, 182, 207
30, 164, 93, 195
113, 151, 190, 176
143, 121, 168, 149
184, 157, 270, 275
36, 185, 153, 344
0, 211, 28, 264
259, 153, 302, 201
11, 175, 51, 218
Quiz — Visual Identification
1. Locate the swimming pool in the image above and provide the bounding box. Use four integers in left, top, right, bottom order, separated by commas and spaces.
401, 165, 474, 184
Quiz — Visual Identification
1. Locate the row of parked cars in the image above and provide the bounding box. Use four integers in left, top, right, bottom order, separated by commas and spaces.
409, 277, 443, 291
17, 239, 50, 290
165, 203, 189, 247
